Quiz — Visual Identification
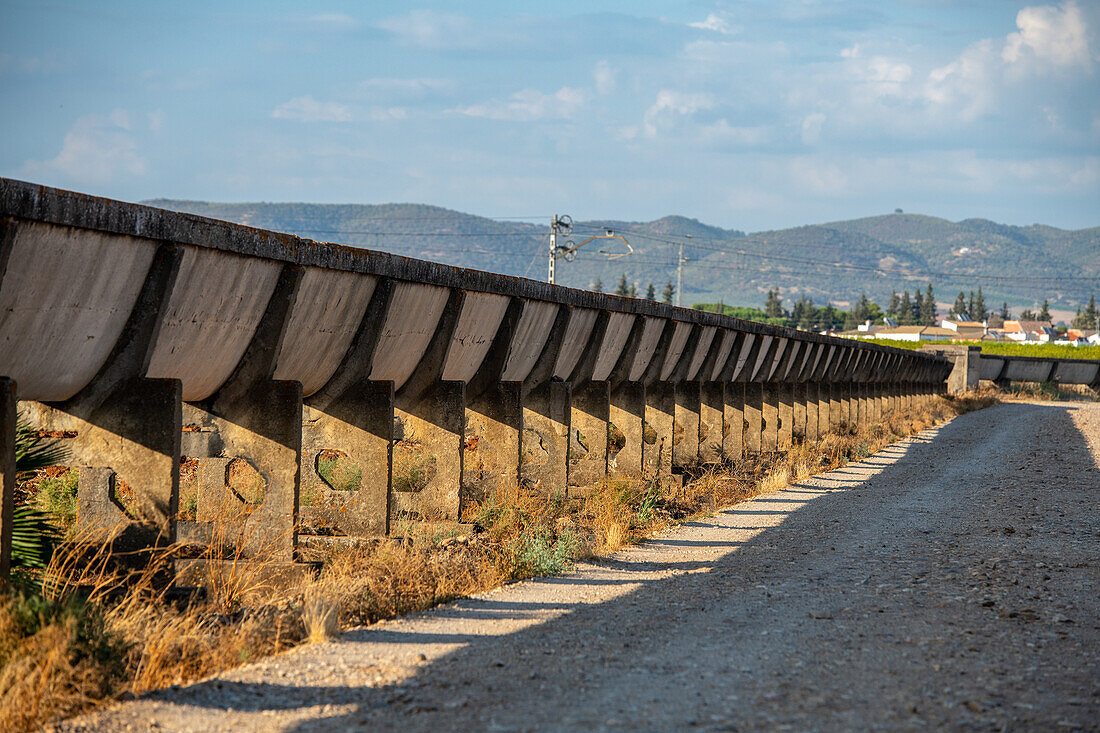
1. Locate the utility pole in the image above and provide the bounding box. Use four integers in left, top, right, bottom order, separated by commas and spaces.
548, 214, 557, 285
675, 235, 691, 307
547, 214, 573, 285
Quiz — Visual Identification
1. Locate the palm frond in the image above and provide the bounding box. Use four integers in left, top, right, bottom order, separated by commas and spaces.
15, 414, 70, 473
10, 504, 59, 569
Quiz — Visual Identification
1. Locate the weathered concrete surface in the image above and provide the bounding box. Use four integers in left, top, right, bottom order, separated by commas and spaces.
274, 270, 377, 397
644, 383, 675, 480
370, 283, 450, 392
568, 382, 609, 491
969, 352, 1100, 388
0, 178, 952, 571
177, 264, 304, 560
778, 382, 794, 449
722, 382, 744, 459
393, 382, 464, 522
300, 383, 392, 537
0, 221, 156, 401
921, 345, 980, 394
519, 382, 570, 495
461, 298, 525, 499
698, 382, 724, 463
1053, 360, 1100, 385
609, 383, 644, 477
64, 402, 1100, 732
673, 382, 701, 469
147, 246, 282, 402
744, 383, 763, 454
21, 243, 184, 541
464, 384, 521, 496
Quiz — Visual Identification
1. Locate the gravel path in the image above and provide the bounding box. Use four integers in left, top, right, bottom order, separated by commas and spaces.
61, 401, 1100, 732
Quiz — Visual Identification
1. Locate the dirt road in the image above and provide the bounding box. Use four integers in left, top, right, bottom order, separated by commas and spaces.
61, 401, 1100, 732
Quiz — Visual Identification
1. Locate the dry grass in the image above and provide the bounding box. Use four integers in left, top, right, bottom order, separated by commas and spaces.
2, 389, 996, 731
990, 381, 1098, 402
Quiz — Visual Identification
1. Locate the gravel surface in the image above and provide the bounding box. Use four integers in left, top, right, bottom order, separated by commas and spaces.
59, 401, 1100, 732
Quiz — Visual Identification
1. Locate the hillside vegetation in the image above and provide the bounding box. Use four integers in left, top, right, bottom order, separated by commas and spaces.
144, 200, 1099, 311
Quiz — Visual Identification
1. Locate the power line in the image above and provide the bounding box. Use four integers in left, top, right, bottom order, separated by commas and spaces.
280, 229, 543, 237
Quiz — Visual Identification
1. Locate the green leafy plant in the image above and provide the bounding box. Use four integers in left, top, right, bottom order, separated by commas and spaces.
14, 416, 68, 474
514, 527, 576, 576
10, 505, 58, 570
317, 452, 361, 492
635, 479, 662, 523
11, 412, 68, 570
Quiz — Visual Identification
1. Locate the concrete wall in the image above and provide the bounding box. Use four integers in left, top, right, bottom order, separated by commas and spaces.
0, 177, 953, 575
923, 346, 1100, 392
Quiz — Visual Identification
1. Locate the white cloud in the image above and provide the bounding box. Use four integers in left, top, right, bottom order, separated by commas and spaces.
453, 87, 586, 121
368, 107, 408, 121
801, 113, 826, 145
272, 96, 351, 122
789, 157, 848, 195
147, 109, 164, 131
864, 57, 912, 94
924, 39, 998, 120
306, 12, 359, 30
357, 77, 452, 100
1003, 1, 1092, 69
689, 13, 733, 35
376, 10, 477, 49
22, 110, 146, 184
642, 89, 715, 137
593, 61, 617, 96
700, 120, 771, 146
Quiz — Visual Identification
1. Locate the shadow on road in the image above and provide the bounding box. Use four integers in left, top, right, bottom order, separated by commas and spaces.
135, 402, 1099, 730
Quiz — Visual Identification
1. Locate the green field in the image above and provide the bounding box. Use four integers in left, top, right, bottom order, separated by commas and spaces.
866, 339, 1100, 360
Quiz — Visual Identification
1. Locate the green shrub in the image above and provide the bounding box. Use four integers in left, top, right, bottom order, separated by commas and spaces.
514, 527, 577, 576
1, 590, 128, 681
317, 453, 361, 492
36, 470, 79, 529
392, 450, 435, 493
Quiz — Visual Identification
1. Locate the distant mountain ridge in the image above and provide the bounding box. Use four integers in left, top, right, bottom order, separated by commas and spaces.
143, 199, 1099, 311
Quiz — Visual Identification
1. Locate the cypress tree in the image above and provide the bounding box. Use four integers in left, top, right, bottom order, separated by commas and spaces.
922, 283, 936, 325
898, 291, 913, 325
973, 287, 987, 321
952, 291, 967, 319
645, 282, 656, 300
661, 280, 675, 305
764, 289, 785, 318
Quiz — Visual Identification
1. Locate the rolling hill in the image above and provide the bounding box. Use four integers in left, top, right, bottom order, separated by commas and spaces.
143, 199, 1099, 313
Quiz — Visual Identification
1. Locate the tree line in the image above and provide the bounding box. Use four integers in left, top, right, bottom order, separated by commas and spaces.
597, 273, 1099, 333
598, 275, 676, 304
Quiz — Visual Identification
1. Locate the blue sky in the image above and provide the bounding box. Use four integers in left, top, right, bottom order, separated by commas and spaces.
1, 1, 1097, 231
